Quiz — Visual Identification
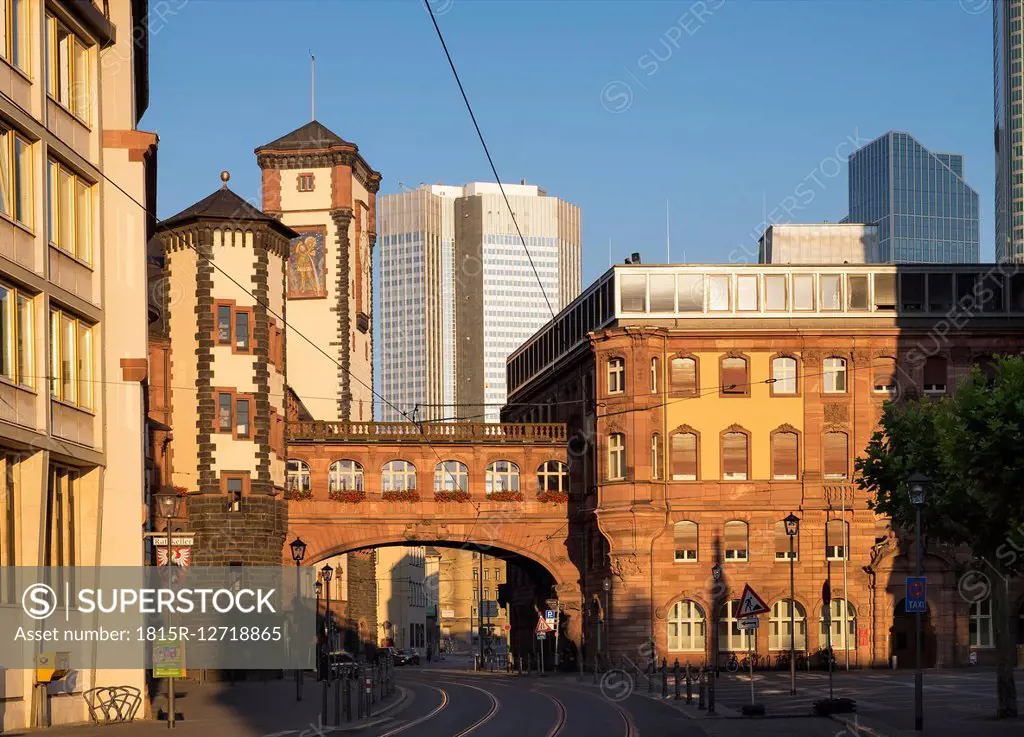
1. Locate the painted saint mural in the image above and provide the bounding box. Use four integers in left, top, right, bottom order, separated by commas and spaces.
289, 231, 327, 298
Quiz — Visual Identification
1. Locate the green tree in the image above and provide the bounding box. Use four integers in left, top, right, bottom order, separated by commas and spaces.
856, 355, 1024, 718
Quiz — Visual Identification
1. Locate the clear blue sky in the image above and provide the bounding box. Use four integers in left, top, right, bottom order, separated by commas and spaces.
147, 0, 995, 286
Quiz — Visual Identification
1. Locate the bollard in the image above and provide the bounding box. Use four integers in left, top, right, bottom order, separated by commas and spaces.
333, 675, 340, 726
662, 658, 668, 699
698, 670, 705, 710
707, 668, 716, 714
344, 676, 352, 723
685, 665, 692, 704
674, 660, 680, 700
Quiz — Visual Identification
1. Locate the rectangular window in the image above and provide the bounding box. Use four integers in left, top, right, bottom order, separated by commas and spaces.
619, 274, 647, 313
47, 15, 91, 121
214, 302, 254, 353
764, 274, 787, 310
673, 522, 698, 562
297, 173, 315, 192
775, 522, 796, 561
823, 433, 849, 479
874, 273, 896, 310
5, 0, 29, 71
45, 465, 76, 567
793, 275, 814, 310
928, 273, 953, 312
820, 274, 841, 311
736, 275, 758, 311
226, 476, 243, 512
825, 520, 847, 561
608, 434, 625, 480
0, 455, 13, 600
724, 522, 747, 561
217, 305, 231, 344
0, 284, 32, 386
677, 274, 703, 311
235, 311, 250, 351
49, 308, 91, 408
847, 275, 868, 310
217, 393, 232, 432
722, 433, 748, 481
47, 160, 93, 262
649, 274, 675, 312
670, 433, 697, 481
235, 399, 250, 439
708, 275, 730, 311
0, 130, 33, 227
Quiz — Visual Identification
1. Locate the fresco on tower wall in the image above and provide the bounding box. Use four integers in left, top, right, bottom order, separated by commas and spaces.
288, 229, 328, 298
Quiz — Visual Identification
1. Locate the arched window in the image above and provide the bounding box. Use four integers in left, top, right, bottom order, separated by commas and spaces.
769, 599, 806, 651
970, 597, 993, 648
722, 430, 749, 480
667, 600, 706, 651
381, 460, 416, 491
286, 459, 311, 492
821, 599, 857, 650
435, 461, 468, 492
650, 357, 659, 394
673, 521, 698, 562
724, 520, 748, 561
923, 355, 948, 394
650, 434, 662, 480
328, 460, 363, 492
823, 357, 847, 394
670, 356, 697, 395
536, 460, 568, 492
607, 357, 625, 394
825, 519, 849, 560
718, 600, 755, 652
823, 431, 849, 479
721, 356, 749, 396
607, 433, 626, 480
771, 430, 799, 480
872, 357, 898, 396
771, 356, 798, 395
670, 431, 698, 480
486, 461, 520, 494
774, 520, 797, 561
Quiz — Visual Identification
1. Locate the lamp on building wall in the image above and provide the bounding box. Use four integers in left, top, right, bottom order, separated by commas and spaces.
908, 472, 930, 732
783, 513, 800, 696
602, 578, 611, 659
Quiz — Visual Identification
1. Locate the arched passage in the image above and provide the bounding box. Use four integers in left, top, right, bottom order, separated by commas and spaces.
890, 598, 937, 668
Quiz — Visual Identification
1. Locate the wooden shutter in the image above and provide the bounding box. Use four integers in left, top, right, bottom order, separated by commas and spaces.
721, 357, 747, 394
722, 432, 748, 478
672, 357, 696, 394
724, 521, 747, 551
674, 521, 697, 553
772, 432, 798, 479
826, 520, 847, 550
775, 521, 790, 557
923, 356, 947, 388
823, 432, 848, 478
671, 433, 697, 480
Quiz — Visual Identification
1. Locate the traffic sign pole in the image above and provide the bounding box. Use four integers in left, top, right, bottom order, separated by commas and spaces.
553, 606, 561, 668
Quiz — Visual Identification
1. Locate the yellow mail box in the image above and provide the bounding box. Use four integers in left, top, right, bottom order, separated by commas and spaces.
35, 651, 70, 683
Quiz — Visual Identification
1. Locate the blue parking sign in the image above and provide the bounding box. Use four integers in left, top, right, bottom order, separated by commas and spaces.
906, 577, 927, 613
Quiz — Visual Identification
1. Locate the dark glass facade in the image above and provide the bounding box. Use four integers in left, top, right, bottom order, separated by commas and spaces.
847, 132, 979, 263
995, 0, 1023, 263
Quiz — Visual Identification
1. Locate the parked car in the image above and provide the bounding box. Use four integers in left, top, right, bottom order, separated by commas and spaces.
396, 648, 420, 666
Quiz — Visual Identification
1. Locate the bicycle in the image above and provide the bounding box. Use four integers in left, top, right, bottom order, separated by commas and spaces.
726, 654, 741, 673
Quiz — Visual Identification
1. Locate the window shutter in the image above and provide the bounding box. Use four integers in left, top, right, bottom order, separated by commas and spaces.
772, 432, 798, 479
724, 521, 746, 550
674, 521, 697, 551
672, 357, 696, 394
722, 432, 747, 478
721, 358, 747, 394
923, 356, 947, 388
775, 521, 790, 556
671, 433, 697, 479
824, 432, 848, 477
826, 520, 847, 550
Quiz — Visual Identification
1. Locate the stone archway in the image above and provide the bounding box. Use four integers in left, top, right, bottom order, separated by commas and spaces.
890, 598, 938, 668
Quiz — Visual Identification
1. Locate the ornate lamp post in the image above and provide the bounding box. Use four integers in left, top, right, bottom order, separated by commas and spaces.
153, 490, 182, 729
783, 513, 800, 696
602, 577, 611, 661
908, 473, 930, 732
314, 579, 323, 680
289, 538, 307, 700
321, 563, 334, 682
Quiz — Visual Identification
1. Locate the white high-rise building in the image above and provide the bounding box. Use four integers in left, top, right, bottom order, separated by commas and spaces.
378, 183, 581, 422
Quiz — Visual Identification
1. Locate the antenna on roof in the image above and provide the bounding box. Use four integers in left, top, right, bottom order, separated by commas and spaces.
309, 50, 316, 121
666, 199, 671, 264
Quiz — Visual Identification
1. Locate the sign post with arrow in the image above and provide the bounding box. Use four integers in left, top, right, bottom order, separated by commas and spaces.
736, 584, 768, 716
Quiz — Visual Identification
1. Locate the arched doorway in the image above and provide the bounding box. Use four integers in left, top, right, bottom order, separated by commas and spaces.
890, 598, 936, 668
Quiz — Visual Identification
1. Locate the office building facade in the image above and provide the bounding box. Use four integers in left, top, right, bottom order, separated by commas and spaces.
847, 132, 979, 263
378, 183, 581, 423
996, 0, 1024, 262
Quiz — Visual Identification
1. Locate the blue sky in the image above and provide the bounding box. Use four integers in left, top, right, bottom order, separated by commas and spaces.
147, 0, 995, 285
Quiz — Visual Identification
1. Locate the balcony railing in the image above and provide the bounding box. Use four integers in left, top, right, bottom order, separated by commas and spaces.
287, 421, 567, 444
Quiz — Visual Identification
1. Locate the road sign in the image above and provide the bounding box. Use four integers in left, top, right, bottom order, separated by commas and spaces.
504, 624, 511, 631
537, 632, 547, 640
905, 577, 927, 613
738, 617, 759, 631
737, 584, 770, 617
535, 617, 553, 634
545, 609, 556, 623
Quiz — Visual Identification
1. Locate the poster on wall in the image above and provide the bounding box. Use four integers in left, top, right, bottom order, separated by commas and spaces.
288, 230, 328, 299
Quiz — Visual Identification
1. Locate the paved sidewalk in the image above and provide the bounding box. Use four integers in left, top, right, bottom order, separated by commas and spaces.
6, 677, 407, 737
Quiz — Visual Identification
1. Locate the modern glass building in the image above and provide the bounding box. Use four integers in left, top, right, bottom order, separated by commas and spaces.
995, 0, 1024, 262
378, 183, 581, 422
847, 132, 979, 263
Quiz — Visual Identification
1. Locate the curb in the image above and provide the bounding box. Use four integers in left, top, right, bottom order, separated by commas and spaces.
371, 686, 411, 719
830, 715, 890, 737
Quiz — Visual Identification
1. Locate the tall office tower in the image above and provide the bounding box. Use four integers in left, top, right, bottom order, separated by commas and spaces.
256, 121, 381, 422
847, 131, 979, 262
378, 183, 581, 422
996, 0, 1024, 262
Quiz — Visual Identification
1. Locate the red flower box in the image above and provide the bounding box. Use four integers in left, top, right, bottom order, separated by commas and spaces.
537, 490, 569, 504
434, 490, 471, 503
488, 490, 524, 502
382, 489, 420, 502
284, 487, 313, 501
329, 488, 366, 503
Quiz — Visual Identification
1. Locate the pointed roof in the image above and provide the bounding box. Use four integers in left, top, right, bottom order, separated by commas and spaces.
257, 120, 352, 152
159, 179, 298, 240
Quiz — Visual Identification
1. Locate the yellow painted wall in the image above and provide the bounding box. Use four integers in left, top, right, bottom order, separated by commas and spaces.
279, 167, 333, 212
662, 351, 804, 481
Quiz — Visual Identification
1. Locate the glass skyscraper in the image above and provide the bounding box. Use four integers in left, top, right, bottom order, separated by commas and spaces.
847, 131, 979, 263
995, 0, 1024, 262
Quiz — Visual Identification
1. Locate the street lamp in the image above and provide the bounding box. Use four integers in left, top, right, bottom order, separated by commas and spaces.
153, 490, 181, 730
783, 513, 800, 696
602, 578, 611, 661
321, 563, 333, 682
908, 472, 929, 732
289, 538, 306, 701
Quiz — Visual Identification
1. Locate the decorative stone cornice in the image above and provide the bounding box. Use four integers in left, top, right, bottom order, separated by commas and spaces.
670, 423, 698, 435
256, 151, 380, 193
773, 422, 799, 434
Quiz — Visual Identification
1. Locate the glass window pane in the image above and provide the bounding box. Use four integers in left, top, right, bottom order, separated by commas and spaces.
75, 179, 90, 263
77, 322, 91, 409
0, 286, 11, 380
649, 274, 675, 312
677, 274, 703, 311
12, 0, 27, 71
217, 306, 231, 344
13, 136, 30, 226
848, 275, 868, 310
218, 394, 232, 432
620, 274, 647, 313
821, 274, 841, 311
765, 274, 786, 310
49, 312, 58, 398
0, 131, 9, 217
72, 39, 88, 121
235, 312, 250, 351
17, 293, 32, 387
58, 168, 73, 252
236, 399, 250, 438
60, 315, 75, 403
794, 275, 814, 310
708, 275, 730, 311
736, 275, 758, 311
